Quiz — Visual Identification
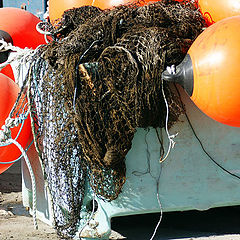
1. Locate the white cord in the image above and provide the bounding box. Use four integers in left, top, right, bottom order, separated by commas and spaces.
149, 190, 163, 240
0, 41, 34, 72
160, 78, 178, 163
5, 139, 38, 230
0, 111, 38, 230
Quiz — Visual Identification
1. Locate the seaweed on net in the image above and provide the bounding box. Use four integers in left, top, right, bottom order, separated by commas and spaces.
27, 0, 206, 238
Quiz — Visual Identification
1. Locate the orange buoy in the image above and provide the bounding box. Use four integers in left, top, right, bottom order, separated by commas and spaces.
0, 65, 15, 81
0, 8, 46, 49
198, 0, 240, 25
0, 8, 47, 80
162, 16, 240, 127
0, 64, 15, 81
0, 73, 32, 174
49, 0, 159, 23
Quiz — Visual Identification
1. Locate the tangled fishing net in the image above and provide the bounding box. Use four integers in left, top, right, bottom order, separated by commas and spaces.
22, 0, 206, 238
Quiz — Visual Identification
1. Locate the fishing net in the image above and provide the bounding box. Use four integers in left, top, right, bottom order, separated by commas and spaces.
25, 0, 205, 238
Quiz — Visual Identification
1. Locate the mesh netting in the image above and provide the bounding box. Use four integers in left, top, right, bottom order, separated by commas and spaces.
24, 0, 205, 238
27, 57, 86, 238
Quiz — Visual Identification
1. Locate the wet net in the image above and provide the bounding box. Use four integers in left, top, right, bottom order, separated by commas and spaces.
25, 0, 205, 238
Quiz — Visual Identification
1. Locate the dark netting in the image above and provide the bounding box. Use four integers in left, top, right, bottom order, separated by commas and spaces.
26, 0, 206, 238
28, 56, 87, 239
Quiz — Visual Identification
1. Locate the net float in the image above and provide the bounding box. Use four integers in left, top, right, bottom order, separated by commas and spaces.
0, 8, 47, 80
162, 16, 240, 127
49, 0, 160, 23
0, 7, 46, 49
198, 0, 240, 25
0, 73, 32, 174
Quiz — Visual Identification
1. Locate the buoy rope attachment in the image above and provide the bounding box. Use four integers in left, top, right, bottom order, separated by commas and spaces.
160, 71, 178, 163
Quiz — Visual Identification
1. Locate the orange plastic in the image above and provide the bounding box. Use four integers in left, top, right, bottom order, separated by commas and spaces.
189, 16, 240, 127
0, 73, 32, 174
49, 0, 159, 23
0, 65, 15, 81
198, 0, 240, 25
0, 8, 46, 49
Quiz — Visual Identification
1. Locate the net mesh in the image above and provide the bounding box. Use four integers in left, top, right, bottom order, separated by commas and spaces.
21, 0, 205, 238
27, 57, 87, 238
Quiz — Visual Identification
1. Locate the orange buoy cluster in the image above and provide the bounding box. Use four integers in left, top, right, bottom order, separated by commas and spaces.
0, 8, 47, 174
48, 0, 189, 23
162, 16, 240, 127
0, 8, 45, 49
48, 0, 161, 23
0, 8, 47, 80
0, 74, 32, 174
197, 0, 240, 25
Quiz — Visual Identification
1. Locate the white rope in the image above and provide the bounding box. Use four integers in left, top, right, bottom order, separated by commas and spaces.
149, 189, 163, 240
160, 77, 178, 163
36, 22, 52, 36
166, 64, 176, 75
0, 40, 34, 72
0, 112, 38, 230
8, 139, 38, 229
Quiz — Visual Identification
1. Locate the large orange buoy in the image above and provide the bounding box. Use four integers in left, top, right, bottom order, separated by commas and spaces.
0, 73, 32, 174
198, 0, 240, 25
0, 8, 47, 80
0, 65, 15, 81
0, 8, 46, 49
49, 0, 159, 23
162, 16, 240, 127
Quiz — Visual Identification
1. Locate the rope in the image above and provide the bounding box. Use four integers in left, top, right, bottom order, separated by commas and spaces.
160, 78, 178, 163
149, 178, 163, 240
0, 39, 38, 75
2, 138, 38, 229
0, 140, 34, 164
0, 110, 38, 229
36, 22, 52, 44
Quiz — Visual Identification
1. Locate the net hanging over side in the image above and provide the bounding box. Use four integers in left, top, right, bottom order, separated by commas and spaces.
28, 56, 87, 238
26, 0, 206, 238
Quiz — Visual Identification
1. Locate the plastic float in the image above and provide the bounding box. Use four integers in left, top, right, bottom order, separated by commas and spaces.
198, 0, 240, 25
48, 0, 161, 23
162, 16, 240, 127
0, 8, 45, 49
0, 73, 32, 174
0, 7, 47, 80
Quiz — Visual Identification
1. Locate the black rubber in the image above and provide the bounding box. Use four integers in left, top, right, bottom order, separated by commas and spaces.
161, 54, 194, 96
0, 30, 13, 64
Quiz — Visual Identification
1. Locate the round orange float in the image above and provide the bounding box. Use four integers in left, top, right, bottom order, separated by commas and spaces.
0, 8, 47, 80
198, 0, 240, 25
162, 16, 240, 127
49, 0, 160, 23
0, 65, 15, 81
0, 73, 32, 174
0, 8, 46, 49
